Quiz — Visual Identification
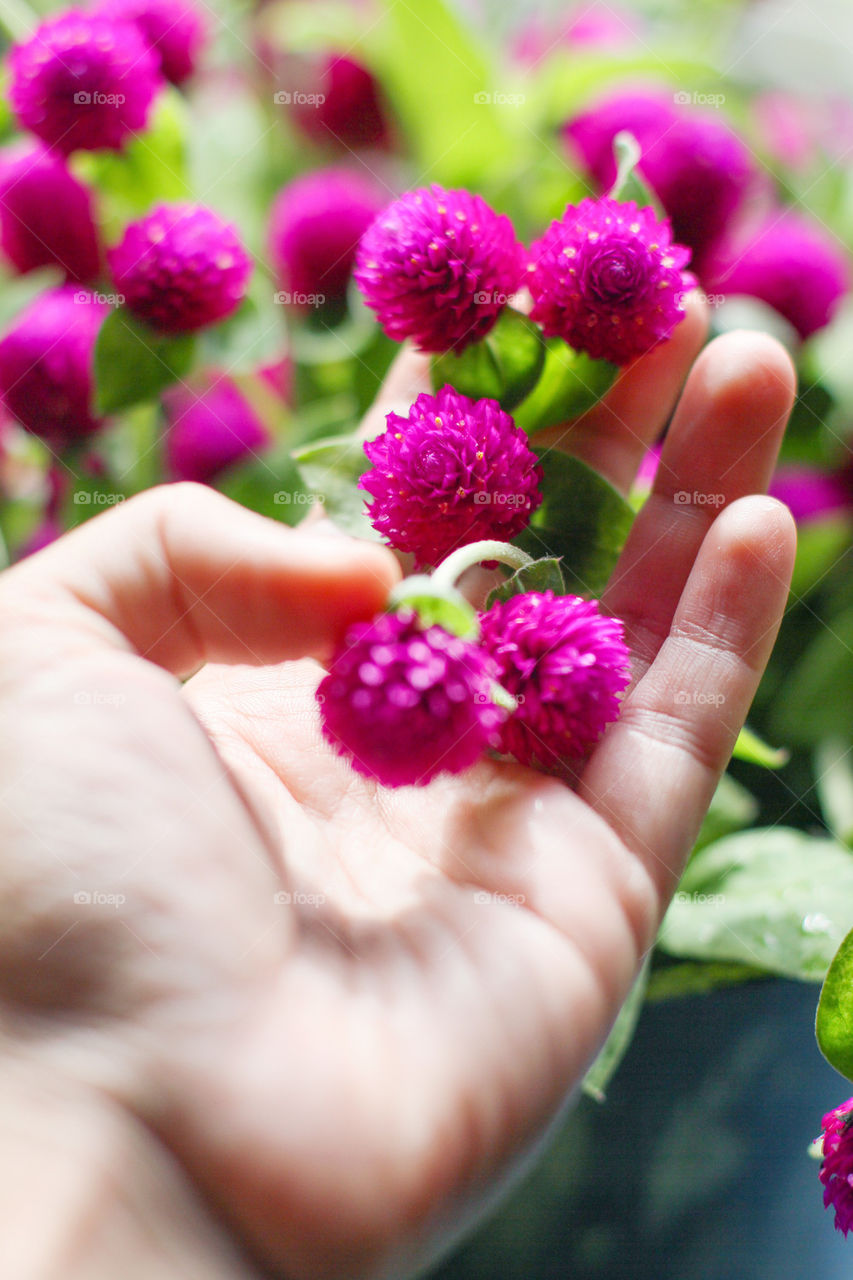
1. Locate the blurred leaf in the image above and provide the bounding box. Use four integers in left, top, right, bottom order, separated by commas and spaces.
200, 289, 285, 375
431, 308, 546, 412
0, 266, 63, 330
217, 439, 308, 524
608, 131, 663, 214
516, 452, 634, 596
790, 516, 852, 601
487, 557, 565, 607
658, 827, 853, 982
646, 961, 767, 1003
582, 956, 649, 1102
691, 772, 759, 855
817, 927, 853, 1082
369, 0, 509, 186
94, 309, 196, 415
815, 737, 853, 848
731, 725, 789, 769
292, 433, 379, 539
768, 605, 853, 746
60, 470, 128, 528
513, 340, 617, 435
72, 90, 190, 239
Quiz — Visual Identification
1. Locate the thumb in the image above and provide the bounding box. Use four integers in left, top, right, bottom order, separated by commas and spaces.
1, 483, 400, 678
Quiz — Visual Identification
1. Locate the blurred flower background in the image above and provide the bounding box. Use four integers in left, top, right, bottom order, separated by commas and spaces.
2, 0, 853, 1273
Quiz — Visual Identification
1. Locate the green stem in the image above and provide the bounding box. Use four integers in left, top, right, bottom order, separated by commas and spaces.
431, 540, 534, 593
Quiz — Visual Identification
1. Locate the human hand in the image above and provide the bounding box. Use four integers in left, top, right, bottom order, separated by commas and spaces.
0, 301, 796, 1280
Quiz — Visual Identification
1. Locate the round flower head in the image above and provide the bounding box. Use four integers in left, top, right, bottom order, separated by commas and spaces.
318, 610, 504, 788
0, 286, 109, 447
819, 1098, 853, 1236
8, 9, 161, 154
0, 141, 100, 282
268, 167, 385, 317
97, 0, 207, 86
108, 203, 252, 333
769, 465, 851, 525
164, 374, 271, 483
705, 209, 850, 340
354, 185, 526, 353
360, 385, 543, 570
479, 590, 630, 768
292, 54, 389, 151
527, 197, 694, 365
564, 87, 755, 267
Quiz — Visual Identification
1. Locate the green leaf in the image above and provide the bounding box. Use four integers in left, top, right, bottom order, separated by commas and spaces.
486, 557, 566, 607
516, 452, 634, 596
368, 0, 509, 187
658, 827, 853, 982
93, 309, 196, 416
430, 308, 546, 412
790, 516, 852, 602
607, 131, 664, 215
731, 724, 789, 769
292, 433, 378, 539
646, 961, 767, 1004
815, 738, 853, 848
691, 772, 759, 855
817, 927, 853, 1082
582, 956, 649, 1102
217, 439, 309, 525
71, 90, 189, 238
512, 339, 618, 435
768, 606, 853, 746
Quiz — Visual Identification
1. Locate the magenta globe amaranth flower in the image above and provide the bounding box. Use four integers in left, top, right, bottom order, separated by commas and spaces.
819, 1097, 853, 1236
360, 385, 543, 570
292, 53, 389, 151
769, 465, 851, 524
564, 87, 755, 267
705, 209, 850, 339
0, 286, 109, 447
479, 591, 630, 768
8, 10, 161, 154
108, 203, 252, 333
268, 167, 385, 317
97, 0, 207, 85
318, 610, 504, 788
528, 197, 694, 364
354, 185, 526, 353
0, 142, 100, 282
164, 374, 271, 483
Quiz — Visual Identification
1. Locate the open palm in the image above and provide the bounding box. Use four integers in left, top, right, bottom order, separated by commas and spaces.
0, 305, 796, 1280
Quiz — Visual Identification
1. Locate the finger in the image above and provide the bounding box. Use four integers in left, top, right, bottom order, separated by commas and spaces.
604, 330, 796, 680
581, 496, 796, 903
532, 290, 708, 493
0, 483, 400, 679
